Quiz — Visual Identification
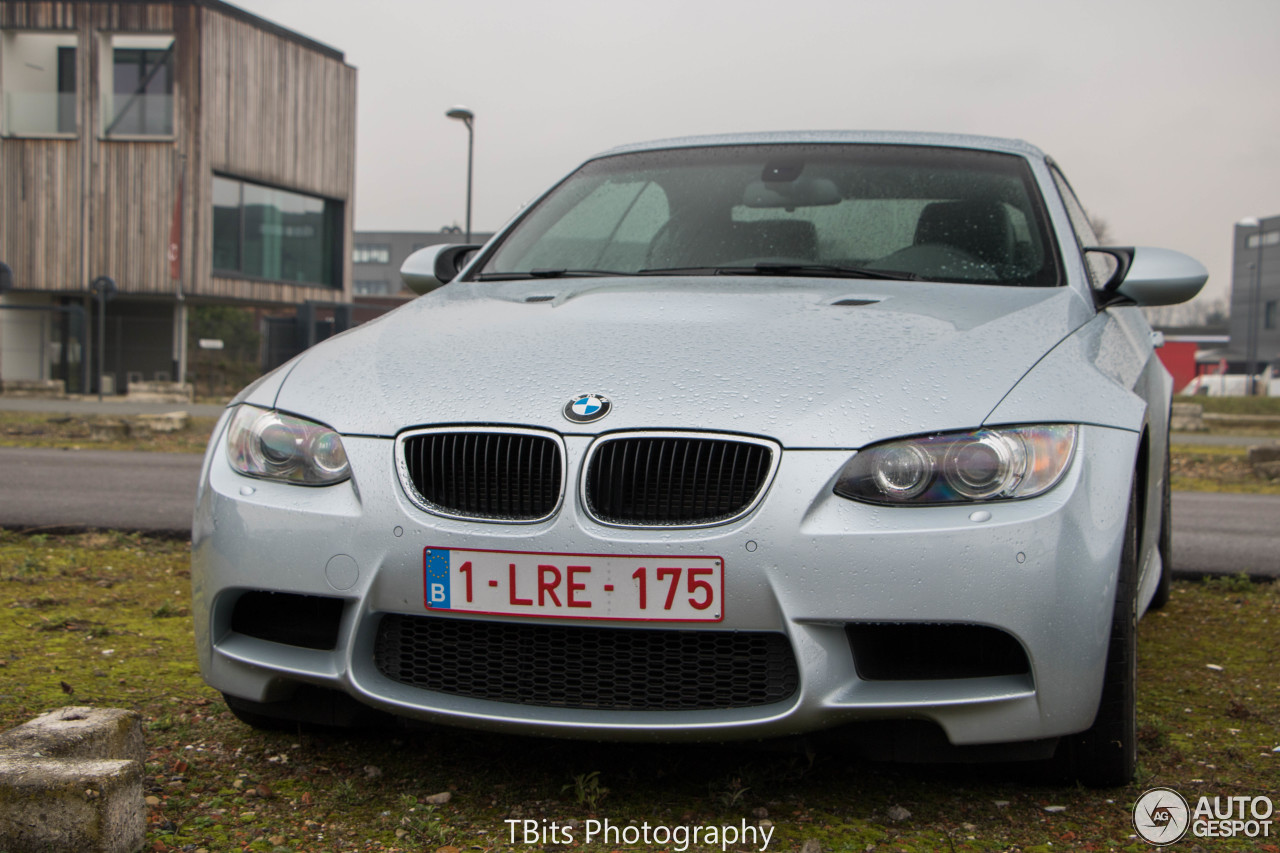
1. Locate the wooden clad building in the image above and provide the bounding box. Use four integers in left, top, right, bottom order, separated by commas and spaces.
0, 0, 355, 392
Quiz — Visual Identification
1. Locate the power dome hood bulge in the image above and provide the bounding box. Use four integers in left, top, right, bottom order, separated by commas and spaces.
269, 278, 1094, 449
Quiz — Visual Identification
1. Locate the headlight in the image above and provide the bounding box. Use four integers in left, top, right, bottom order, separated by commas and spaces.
226, 405, 351, 485
834, 425, 1077, 505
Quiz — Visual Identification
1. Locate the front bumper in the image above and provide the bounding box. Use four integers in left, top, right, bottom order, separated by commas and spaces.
192, 414, 1139, 747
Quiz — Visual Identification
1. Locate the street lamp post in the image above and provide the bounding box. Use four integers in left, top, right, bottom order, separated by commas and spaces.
446, 106, 475, 243
1239, 217, 1265, 395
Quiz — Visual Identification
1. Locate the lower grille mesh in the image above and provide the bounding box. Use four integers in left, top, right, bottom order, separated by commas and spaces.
374, 614, 799, 711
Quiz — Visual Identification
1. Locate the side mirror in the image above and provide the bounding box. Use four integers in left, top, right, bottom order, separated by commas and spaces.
399, 244, 481, 294
1085, 246, 1207, 307
0, 261, 14, 293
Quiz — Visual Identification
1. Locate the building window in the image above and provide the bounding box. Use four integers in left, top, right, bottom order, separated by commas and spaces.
353, 244, 391, 264
1245, 231, 1280, 249
212, 175, 342, 287
101, 34, 174, 137
1266, 301, 1278, 332
1, 31, 78, 136
354, 279, 392, 295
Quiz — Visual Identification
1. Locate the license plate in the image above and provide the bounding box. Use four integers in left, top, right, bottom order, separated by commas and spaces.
423, 547, 724, 622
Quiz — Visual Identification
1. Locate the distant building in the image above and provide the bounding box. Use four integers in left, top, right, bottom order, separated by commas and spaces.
353, 230, 493, 297
0, 0, 356, 394
1152, 324, 1230, 394
1227, 214, 1280, 376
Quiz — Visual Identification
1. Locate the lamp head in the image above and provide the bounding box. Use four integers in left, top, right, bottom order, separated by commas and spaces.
446, 106, 474, 124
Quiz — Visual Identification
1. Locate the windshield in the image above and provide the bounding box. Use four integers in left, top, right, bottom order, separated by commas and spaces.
475, 144, 1060, 287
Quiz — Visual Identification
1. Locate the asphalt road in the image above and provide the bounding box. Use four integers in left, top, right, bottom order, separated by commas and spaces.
1171, 490, 1280, 578
0, 447, 1276, 577
0, 447, 202, 533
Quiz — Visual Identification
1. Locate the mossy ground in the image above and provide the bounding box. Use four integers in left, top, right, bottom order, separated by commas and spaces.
1, 531, 1277, 852
1170, 443, 1280, 495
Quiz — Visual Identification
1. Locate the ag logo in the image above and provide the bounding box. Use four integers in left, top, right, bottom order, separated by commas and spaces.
1133, 787, 1190, 845
564, 393, 611, 424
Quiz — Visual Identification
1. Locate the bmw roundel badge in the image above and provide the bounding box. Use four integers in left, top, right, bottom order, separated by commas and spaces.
564, 393, 611, 423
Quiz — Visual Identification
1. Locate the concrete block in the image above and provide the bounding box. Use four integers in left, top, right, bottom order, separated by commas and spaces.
0, 379, 67, 399
1170, 402, 1206, 432
1203, 412, 1280, 430
0, 756, 143, 853
0, 707, 144, 763
125, 381, 193, 403
128, 411, 190, 435
0, 707, 145, 853
1249, 444, 1280, 480
1247, 445, 1280, 465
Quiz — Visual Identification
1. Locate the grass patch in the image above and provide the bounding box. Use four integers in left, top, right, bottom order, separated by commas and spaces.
1, 531, 1277, 851
1190, 396, 1280, 416
0, 411, 218, 454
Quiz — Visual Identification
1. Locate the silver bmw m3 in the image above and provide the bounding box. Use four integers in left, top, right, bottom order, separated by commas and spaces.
192, 131, 1207, 786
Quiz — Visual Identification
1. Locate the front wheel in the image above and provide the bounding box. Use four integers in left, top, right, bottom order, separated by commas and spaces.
1055, 486, 1139, 787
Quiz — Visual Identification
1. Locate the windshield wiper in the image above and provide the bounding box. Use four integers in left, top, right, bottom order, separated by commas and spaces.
638, 264, 916, 281
475, 269, 628, 281
729, 263, 918, 281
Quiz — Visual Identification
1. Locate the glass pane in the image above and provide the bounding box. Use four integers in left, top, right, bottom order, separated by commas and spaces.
353, 245, 391, 264
1049, 168, 1112, 287
211, 178, 241, 273
242, 183, 332, 285
481, 145, 1058, 286
108, 43, 173, 135
1, 32, 78, 135
211, 176, 338, 286
495, 179, 664, 271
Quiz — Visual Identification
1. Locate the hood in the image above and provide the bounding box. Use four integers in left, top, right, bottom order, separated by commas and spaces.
271, 277, 1092, 448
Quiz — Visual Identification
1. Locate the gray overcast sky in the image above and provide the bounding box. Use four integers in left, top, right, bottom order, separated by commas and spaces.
236, 0, 1279, 306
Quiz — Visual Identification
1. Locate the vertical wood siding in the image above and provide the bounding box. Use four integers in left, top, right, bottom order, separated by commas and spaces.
0, 140, 82, 288
92, 141, 175, 291
1, 0, 355, 304
194, 4, 356, 303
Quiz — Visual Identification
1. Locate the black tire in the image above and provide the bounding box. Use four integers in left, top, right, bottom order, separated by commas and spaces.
1148, 445, 1173, 611
1056, 486, 1139, 787
223, 693, 301, 732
